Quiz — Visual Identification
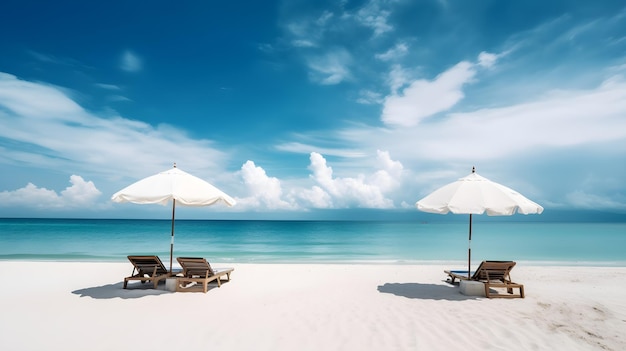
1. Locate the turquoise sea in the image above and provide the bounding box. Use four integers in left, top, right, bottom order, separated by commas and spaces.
0, 218, 625, 266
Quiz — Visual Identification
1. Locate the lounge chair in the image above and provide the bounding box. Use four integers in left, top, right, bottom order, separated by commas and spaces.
123, 255, 171, 289
445, 260, 525, 298
176, 257, 234, 293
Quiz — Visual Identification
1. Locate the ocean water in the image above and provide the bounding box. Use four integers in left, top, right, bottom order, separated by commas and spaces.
0, 218, 625, 266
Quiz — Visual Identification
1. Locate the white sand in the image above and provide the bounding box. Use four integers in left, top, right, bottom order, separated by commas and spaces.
1, 262, 625, 351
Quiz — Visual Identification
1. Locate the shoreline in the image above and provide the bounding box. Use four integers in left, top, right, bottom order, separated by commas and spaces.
2, 257, 626, 267
1, 261, 625, 350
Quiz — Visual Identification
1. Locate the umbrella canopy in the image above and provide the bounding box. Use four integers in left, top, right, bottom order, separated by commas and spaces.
416, 167, 543, 278
111, 165, 236, 271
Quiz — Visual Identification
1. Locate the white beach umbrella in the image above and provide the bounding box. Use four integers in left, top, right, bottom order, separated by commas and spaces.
111, 164, 236, 271
416, 167, 543, 278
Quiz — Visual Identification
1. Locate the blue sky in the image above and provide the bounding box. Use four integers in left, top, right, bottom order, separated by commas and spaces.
1, 0, 625, 220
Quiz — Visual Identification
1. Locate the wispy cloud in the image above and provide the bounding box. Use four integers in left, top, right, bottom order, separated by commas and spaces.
279, 0, 401, 87
477, 51, 498, 68
95, 83, 121, 90
356, 90, 383, 105
28, 50, 86, 68
381, 60, 477, 127
0, 72, 230, 184
338, 73, 626, 162
375, 42, 409, 61
306, 49, 352, 85
276, 141, 366, 158
0, 72, 410, 212
120, 50, 142, 72
355, 0, 394, 36
380, 51, 502, 127
292, 39, 317, 48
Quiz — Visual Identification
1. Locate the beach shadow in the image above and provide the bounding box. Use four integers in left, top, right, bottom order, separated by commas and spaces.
377, 282, 480, 301
72, 281, 172, 299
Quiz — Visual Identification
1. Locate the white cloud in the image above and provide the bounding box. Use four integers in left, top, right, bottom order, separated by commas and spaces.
292, 39, 317, 48
233, 151, 405, 211
357, 90, 383, 104
412, 76, 626, 159
316, 10, 334, 26
305, 152, 399, 208
369, 150, 403, 193
307, 49, 352, 85
339, 74, 626, 163
382, 61, 476, 127
297, 185, 333, 208
61, 175, 102, 205
0, 73, 83, 118
276, 141, 366, 158
356, 0, 394, 36
235, 161, 296, 210
95, 83, 121, 90
376, 42, 409, 61
380, 52, 503, 126
285, 11, 332, 49
0, 175, 101, 209
120, 50, 142, 72
0, 72, 231, 183
387, 64, 413, 95
477, 51, 498, 68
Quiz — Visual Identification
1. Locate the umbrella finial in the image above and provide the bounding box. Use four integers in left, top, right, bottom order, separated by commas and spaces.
472, 166, 475, 173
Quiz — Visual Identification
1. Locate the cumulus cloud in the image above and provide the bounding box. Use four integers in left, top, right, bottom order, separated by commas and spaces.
233, 151, 405, 211
235, 161, 296, 210
304, 151, 401, 208
120, 50, 142, 72
369, 150, 403, 193
0, 175, 101, 209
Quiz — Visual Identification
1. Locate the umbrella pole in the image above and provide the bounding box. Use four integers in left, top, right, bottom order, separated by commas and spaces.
170, 199, 176, 272
468, 213, 472, 279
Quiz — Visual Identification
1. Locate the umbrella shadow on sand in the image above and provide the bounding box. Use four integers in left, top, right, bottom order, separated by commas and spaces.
377, 282, 480, 301
72, 281, 172, 299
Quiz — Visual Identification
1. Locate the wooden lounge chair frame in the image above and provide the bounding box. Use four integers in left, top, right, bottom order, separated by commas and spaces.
123, 255, 171, 289
176, 257, 234, 293
445, 260, 525, 298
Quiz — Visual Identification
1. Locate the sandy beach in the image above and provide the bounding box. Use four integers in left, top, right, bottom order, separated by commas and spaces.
1, 262, 624, 351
